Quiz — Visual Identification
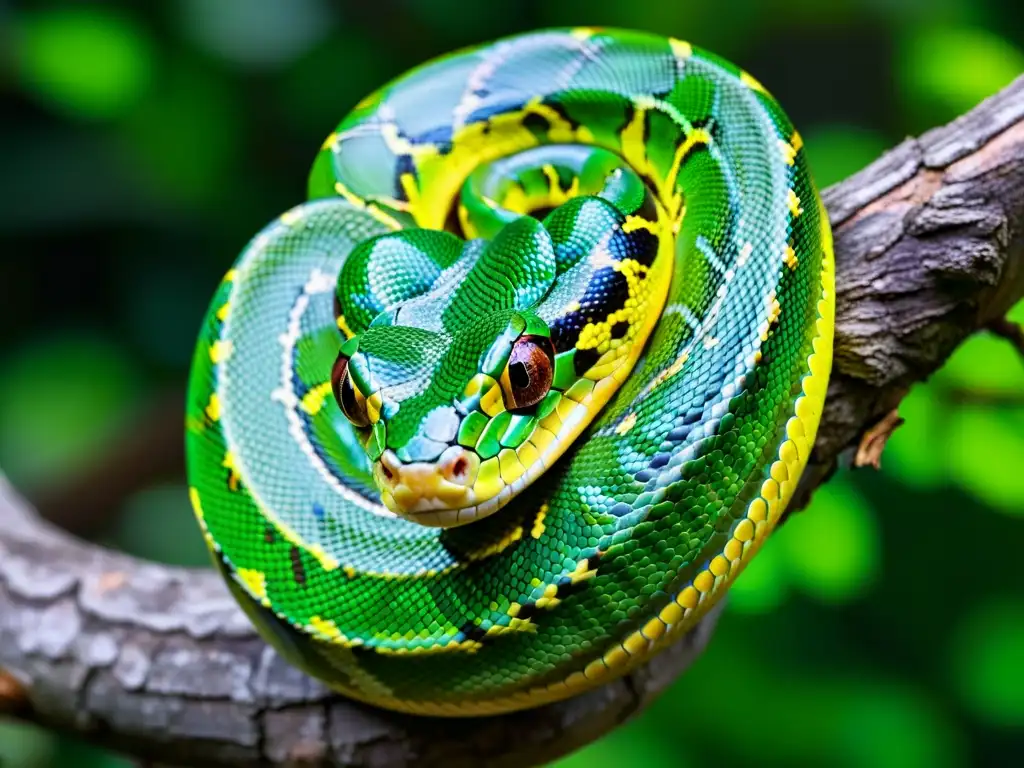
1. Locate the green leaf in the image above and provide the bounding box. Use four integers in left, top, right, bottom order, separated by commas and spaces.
934, 331, 1024, 391
635, 628, 964, 768
890, 299, 1024, 503
119, 59, 241, 206
949, 598, 1024, 728
726, 534, 790, 614
899, 26, 1024, 116
15, 8, 154, 120
551, 704, 694, 768
882, 385, 946, 490
835, 685, 965, 768
777, 479, 880, 603
0, 721, 55, 768
1008, 298, 1024, 324
945, 408, 1024, 515
51, 736, 135, 768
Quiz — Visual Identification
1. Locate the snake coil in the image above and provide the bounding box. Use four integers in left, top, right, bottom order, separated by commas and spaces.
186, 28, 834, 716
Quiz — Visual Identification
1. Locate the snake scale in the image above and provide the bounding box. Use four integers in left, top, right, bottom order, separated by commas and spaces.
186, 28, 834, 716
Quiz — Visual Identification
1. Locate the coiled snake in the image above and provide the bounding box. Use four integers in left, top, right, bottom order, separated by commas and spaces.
186, 28, 834, 716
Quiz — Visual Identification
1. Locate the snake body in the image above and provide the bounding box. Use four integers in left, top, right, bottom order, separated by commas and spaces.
186, 28, 834, 716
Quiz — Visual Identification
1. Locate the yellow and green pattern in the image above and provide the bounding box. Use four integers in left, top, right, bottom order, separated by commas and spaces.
186, 27, 834, 716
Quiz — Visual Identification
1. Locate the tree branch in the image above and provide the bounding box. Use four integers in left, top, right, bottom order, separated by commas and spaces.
2, 76, 1024, 767
987, 316, 1024, 358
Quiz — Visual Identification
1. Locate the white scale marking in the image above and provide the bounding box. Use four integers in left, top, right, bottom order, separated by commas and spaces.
695, 235, 728, 275
269, 266, 397, 520
662, 302, 702, 333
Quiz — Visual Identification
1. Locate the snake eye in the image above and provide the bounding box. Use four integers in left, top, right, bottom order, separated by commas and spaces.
331, 354, 370, 428
500, 335, 555, 412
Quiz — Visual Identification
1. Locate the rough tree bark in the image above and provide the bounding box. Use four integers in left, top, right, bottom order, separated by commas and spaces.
2, 76, 1024, 768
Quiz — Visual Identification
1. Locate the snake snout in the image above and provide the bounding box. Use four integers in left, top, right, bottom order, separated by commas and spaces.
375, 447, 480, 516
438, 445, 479, 486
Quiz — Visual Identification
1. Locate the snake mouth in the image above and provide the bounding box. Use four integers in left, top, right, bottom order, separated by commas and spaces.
375, 446, 482, 521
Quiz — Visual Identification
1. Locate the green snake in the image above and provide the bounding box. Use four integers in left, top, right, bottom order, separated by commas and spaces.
186, 28, 834, 716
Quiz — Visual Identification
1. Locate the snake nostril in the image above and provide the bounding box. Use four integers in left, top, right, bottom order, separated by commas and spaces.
440, 447, 478, 486
450, 457, 469, 482
377, 452, 401, 487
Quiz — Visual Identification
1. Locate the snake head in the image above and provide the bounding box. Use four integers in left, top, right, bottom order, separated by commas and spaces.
331, 308, 564, 527
329, 183, 670, 527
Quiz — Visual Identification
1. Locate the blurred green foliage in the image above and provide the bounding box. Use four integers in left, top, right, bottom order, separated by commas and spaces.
16, 7, 154, 120
0, 1, 1022, 766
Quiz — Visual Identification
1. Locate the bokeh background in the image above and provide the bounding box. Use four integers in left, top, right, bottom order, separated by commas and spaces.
1, 1, 1023, 766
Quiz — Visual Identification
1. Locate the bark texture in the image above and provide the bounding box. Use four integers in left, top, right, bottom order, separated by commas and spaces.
2, 76, 1023, 768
